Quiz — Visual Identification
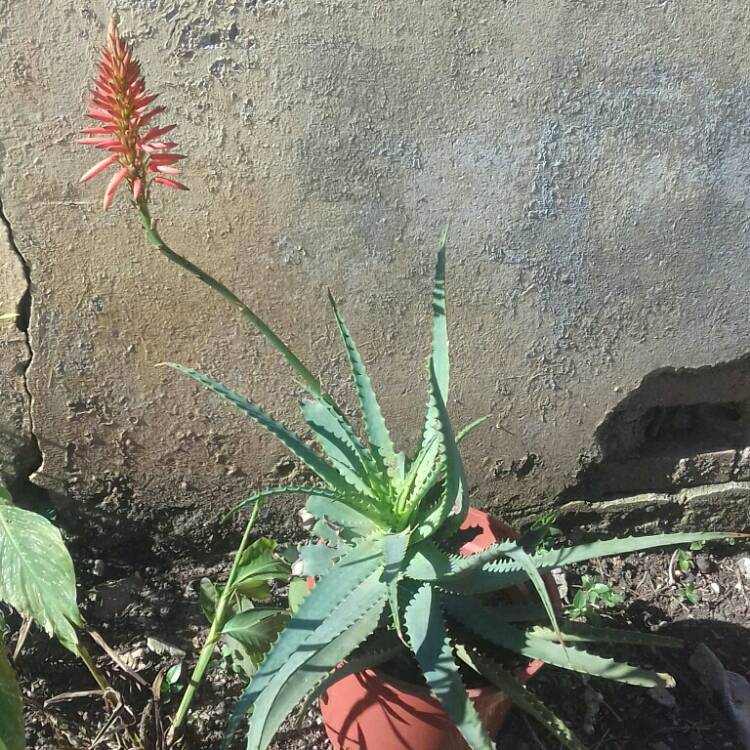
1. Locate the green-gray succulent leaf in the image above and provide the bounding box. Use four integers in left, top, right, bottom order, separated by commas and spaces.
456, 644, 587, 750
328, 292, 401, 488
225, 537, 384, 747
443, 596, 674, 688
301, 399, 377, 498
403, 582, 494, 750
165, 364, 363, 499
245, 568, 387, 750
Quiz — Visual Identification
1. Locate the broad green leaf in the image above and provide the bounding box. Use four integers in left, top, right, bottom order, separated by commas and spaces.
164, 364, 360, 500
225, 537, 384, 746
0, 639, 23, 750
328, 293, 401, 487
443, 596, 674, 688
301, 399, 376, 498
403, 582, 494, 750
199, 577, 218, 621
456, 645, 587, 750
221, 608, 289, 664
0, 503, 81, 653
233, 538, 291, 599
245, 569, 388, 750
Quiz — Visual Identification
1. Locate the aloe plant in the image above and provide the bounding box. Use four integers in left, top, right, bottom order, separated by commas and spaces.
153, 232, 737, 750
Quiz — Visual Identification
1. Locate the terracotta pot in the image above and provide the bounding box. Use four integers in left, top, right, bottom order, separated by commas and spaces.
318, 507, 560, 750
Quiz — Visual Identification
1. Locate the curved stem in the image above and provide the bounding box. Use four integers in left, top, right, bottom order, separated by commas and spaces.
137, 204, 322, 397
168, 499, 263, 743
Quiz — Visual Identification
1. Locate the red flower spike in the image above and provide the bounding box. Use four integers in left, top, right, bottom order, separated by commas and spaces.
79, 17, 187, 210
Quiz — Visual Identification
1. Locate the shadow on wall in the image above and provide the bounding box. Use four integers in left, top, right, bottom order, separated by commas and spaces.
566, 354, 750, 499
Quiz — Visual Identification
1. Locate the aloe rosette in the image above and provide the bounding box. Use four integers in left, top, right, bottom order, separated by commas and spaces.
165, 239, 732, 750
78, 21, 740, 750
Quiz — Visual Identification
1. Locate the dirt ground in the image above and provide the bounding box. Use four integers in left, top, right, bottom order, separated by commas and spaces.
11, 525, 750, 750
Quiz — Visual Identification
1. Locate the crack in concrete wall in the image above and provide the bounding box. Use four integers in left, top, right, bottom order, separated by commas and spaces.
0, 196, 43, 494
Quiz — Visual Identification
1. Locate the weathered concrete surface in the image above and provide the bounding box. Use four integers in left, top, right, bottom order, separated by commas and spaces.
0, 1, 749, 541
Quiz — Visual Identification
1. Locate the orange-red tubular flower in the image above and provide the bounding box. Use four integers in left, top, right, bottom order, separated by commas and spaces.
79, 18, 187, 210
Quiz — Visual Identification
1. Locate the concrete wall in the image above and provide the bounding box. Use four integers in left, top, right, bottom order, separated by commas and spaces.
1, 0, 749, 542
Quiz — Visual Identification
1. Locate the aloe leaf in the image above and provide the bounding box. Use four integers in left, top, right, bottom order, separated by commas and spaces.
0, 638, 24, 750
0, 497, 81, 654
455, 415, 490, 444
221, 608, 289, 664
456, 645, 587, 750
328, 292, 401, 486
411, 358, 467, 541
529, 622, 682, 649
305, 494, 381, 537
295, 635, 403, 727
222, 486, 337, 523
301, 399, 378, 499
246, 569, 388, 750
225, 537, 384, 746
383, 531, 411, 638
505, 545, 565, 649
403, 582, 494, 750
454, 531, 739, 595
164, 364, 360, 499
429, 229, 449, 402
443, 596, 674, 688
404, 539, 453, 580
301, 544, 341, 577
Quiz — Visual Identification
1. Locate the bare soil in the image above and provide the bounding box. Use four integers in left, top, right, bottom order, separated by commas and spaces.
11, 529, 750, 750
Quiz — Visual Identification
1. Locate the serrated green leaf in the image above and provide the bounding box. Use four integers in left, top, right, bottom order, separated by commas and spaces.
456, 644, 587, 750
403, 582, 494, 750
301, 544, 340, 577
383, 532, 410, 638
225, 537, 384, 747
245, 569, 388, 750
0, 639, 24, 750
165, 364, 363, 500
443, 596, 674, 688
328, 293, 401, 488
301, 399, 377, 499
305, 494, 381, 538
529, 622, 681, 649
458, 531, 738, 594
296, 631, 403, 726
221, 608, 289, 664
232, 538, 291, 600
0, 503, 81, 653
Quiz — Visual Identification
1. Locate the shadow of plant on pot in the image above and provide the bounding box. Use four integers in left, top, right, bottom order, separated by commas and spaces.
75, 17, 746, 750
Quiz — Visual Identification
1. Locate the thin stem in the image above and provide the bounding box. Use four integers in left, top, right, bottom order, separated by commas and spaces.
168, 499, 263, 742
137, 204, 322, 397
78, 642, 111, 694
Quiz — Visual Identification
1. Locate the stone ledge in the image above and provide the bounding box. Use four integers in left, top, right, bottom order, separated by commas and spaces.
555, 482, 750, 541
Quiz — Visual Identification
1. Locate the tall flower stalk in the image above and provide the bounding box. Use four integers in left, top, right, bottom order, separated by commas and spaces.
79, 18, 316, 744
